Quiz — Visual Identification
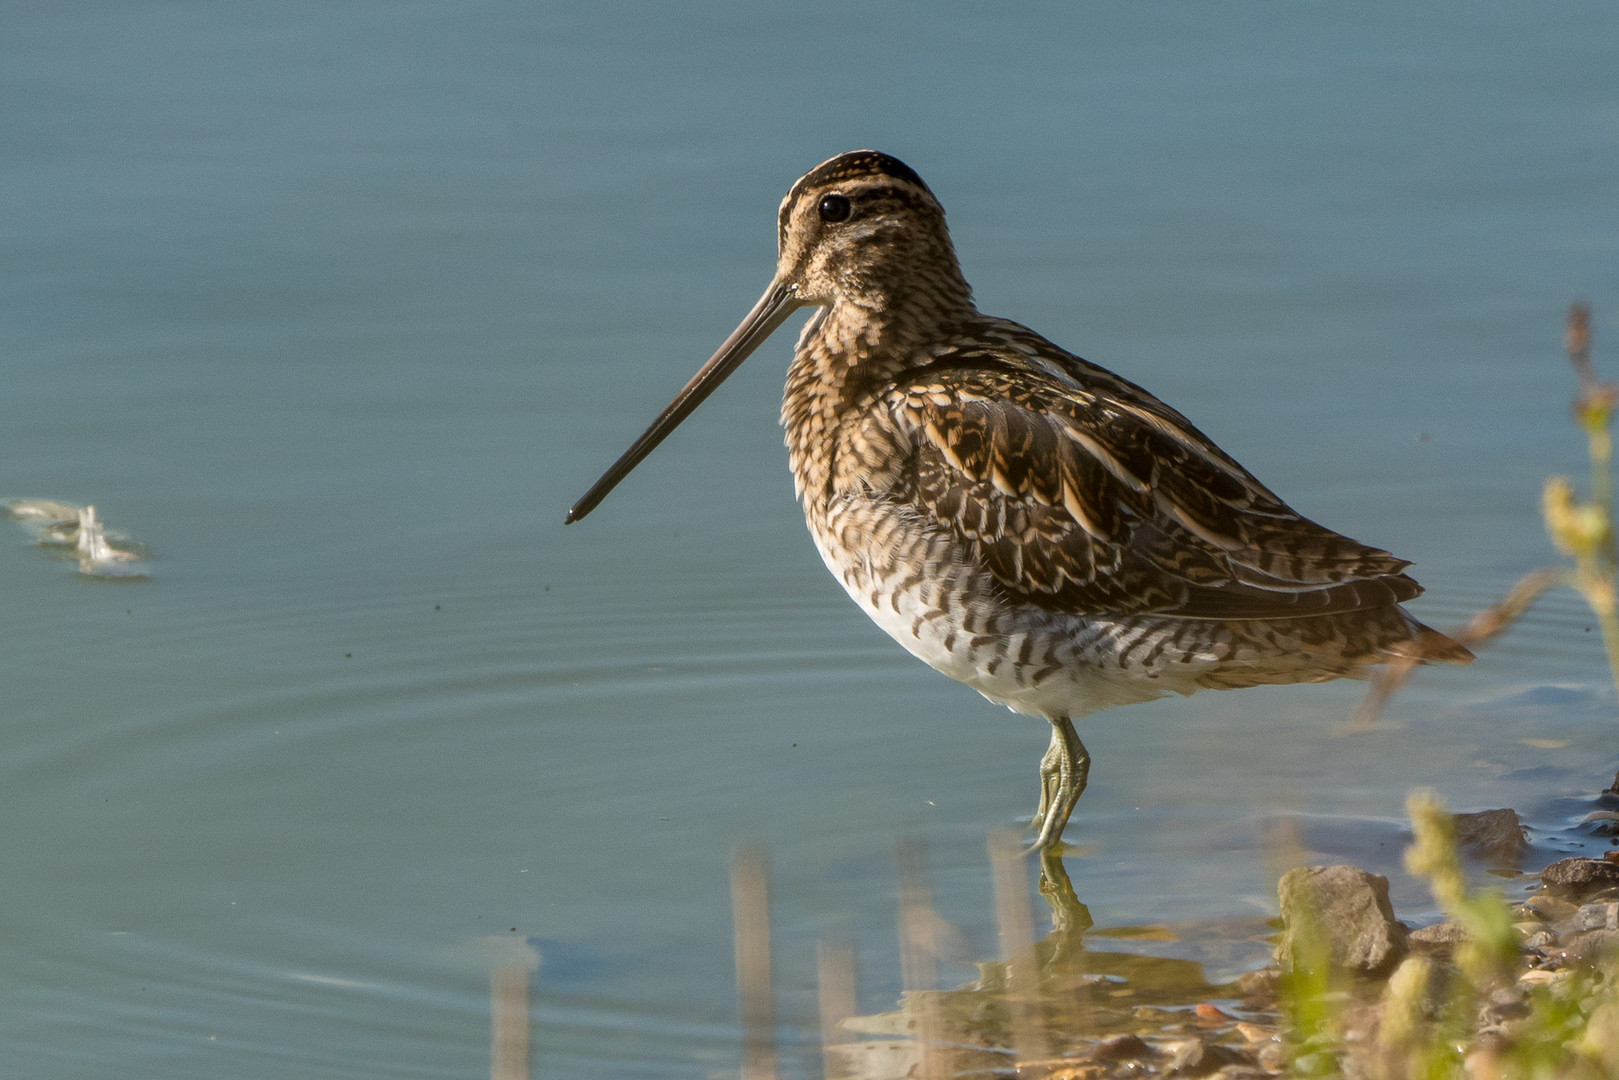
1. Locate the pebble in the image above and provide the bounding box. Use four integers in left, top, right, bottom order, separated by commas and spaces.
1522, 892, 1577, 920
1517, 967, 1571, 988
1235, 1022, 1277, 1044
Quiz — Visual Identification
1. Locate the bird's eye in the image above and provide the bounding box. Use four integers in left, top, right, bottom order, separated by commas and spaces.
818, 194, 851, 223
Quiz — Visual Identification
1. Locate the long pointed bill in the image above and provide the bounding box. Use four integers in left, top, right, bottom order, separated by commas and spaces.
565, 279, 803, 523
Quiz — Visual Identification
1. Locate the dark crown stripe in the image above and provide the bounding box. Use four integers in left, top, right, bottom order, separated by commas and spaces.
780, 151, 936, 249
796, 150, 933, 199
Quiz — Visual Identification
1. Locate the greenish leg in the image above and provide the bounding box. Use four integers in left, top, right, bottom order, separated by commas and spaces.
1032, 727, 1063, 828
1030, 716, 1088, 852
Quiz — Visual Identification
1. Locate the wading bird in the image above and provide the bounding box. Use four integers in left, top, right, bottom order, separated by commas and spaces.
567, 151, 1470, 850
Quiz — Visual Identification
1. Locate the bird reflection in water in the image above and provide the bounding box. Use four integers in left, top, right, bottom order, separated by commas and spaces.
731, 841, 1276, 1080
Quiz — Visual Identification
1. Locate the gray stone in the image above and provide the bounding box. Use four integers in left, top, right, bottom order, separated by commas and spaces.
1453, 808, 1528, 862
1573, 901, 1619, 932
1278, 865, 1408, 976
1540, 857, 1619, 892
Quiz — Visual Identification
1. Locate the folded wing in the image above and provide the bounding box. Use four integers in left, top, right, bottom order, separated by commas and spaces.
885, 346, 1420, 620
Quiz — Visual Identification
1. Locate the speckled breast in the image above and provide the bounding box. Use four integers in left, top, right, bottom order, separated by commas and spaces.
799, 494, 1188, 721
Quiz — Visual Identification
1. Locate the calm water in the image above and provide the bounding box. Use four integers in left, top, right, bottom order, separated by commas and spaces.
3, 3, 1618, 1077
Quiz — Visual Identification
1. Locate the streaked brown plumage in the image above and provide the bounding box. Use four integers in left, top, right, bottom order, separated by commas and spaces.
568, 150, 1471, 850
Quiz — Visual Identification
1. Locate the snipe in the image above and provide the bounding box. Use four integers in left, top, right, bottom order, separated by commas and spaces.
567, 150, 1470, 851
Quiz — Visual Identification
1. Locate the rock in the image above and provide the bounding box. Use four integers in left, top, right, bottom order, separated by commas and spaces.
1453, 808, 1528, 861
1234, 968, 1278, 1007
1195, 1002, 1235, 1022
1484, 985, 1530, 1023
1573, 901, 1619, 932
1277, 866, 1408, 976
1521, 893, 1573, 926
1381, 956, 1443, 1024
1132, 1004, 1184, 1026
1540, 856, 1619, 892
1089, 1033, 1153, 1061
1580, 811, 1619, 836
1522, 892, 1577, 921
1337, 999, 1381, 1046
1561, 927, 1619, 963
1235, 1021, 1277, 1044
1408, 921, 1468, 955
1518, 967, 1572, 989
1524, 929, 1559, 950
1167, 1038, 1256, 1076
1255, 1041, 1289, 1073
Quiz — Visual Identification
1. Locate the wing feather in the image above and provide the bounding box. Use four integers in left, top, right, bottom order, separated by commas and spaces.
885, 343, 1420, 620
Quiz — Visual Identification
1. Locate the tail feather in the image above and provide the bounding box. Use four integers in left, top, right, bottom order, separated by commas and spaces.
1389, 622, 1474, 666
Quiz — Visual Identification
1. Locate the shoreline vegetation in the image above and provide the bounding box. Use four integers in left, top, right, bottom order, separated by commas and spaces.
725, 306, 1619, 1080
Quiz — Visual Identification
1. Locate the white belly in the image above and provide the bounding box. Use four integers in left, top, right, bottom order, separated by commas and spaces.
804, 519, 1181, 721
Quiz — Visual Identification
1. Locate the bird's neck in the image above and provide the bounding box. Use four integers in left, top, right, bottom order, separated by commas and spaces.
798, 271, 976, 378
781, 280, 975, 510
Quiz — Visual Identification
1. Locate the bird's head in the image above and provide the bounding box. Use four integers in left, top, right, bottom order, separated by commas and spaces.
567, 150, 967, 523
772, 150, 967, 314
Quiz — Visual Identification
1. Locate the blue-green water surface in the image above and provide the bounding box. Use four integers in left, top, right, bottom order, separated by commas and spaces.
2, 3, 1618, 1077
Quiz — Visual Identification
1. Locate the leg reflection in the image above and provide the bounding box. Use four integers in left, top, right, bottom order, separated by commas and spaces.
1037, 847, 1093, 956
